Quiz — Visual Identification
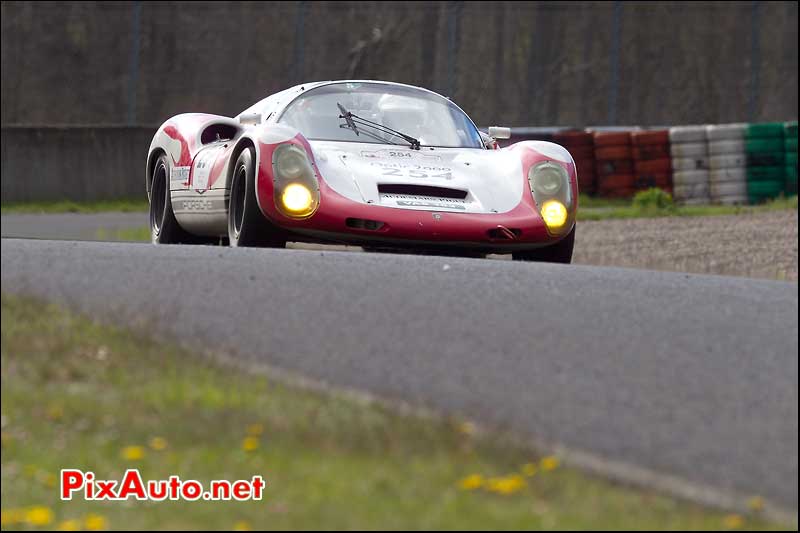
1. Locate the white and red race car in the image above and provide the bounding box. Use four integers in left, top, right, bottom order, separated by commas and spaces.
146, 80, 577, 261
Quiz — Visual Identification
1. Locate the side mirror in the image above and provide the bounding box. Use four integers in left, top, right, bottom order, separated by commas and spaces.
479, 131, 497, 149
239, 113, 262, 125
488, 126, 511, 140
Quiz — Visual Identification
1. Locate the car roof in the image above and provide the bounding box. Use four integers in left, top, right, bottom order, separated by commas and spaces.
237, 80, 465, 123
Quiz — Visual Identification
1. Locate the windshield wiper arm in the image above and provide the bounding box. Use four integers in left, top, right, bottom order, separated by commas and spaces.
338, 123, 392, 145
337, 103, 421, 150
337, 103, 359, 137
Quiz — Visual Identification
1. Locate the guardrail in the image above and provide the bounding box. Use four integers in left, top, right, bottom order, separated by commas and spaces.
1, 125, 156, 203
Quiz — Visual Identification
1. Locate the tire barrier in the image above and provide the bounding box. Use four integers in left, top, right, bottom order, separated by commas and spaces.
670, 125, 710, 204
504, 121, 798, 204
706, 123, 747, 205
593, 131, 634, 198
631, 130, 671, 193
745, 122, 785, 204
552, 130, 596, 196
785, 121, 798, 195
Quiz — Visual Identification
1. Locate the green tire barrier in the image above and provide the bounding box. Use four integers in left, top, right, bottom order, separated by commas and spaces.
747, 166, 784, 181
786, 168, 798, 195
747, 152, 785, 166
745, 138, 784, 153
744, 122, 786, 202
747, 180, 784, 202
784, 121, 798, 196
745, 122, 784, 139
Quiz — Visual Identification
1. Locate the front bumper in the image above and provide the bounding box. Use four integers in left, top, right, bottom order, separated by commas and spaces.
263, 184, 572, 253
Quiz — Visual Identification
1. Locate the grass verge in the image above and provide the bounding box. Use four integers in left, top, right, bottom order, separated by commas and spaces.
577, 194, 798, 221
1, 199, 149, 214
0, 294, 784, 530
94, 227, 152, 242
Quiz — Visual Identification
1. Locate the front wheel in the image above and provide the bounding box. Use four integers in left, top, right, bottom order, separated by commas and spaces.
227, 147, 286, 248
512, 226, 575, 263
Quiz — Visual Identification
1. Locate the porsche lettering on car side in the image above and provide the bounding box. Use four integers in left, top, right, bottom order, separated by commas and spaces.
145, 80, 578, 262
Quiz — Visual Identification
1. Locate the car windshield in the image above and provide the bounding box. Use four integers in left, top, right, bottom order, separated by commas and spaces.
277, 82, 484, 149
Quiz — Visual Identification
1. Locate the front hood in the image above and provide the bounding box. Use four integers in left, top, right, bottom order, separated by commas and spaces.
309, 141, 525, 214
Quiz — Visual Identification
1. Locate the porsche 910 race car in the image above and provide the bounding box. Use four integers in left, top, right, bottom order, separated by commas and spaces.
146, 80, 577, 262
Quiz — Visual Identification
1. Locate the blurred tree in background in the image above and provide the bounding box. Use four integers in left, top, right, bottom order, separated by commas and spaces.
1, 1, 797, 127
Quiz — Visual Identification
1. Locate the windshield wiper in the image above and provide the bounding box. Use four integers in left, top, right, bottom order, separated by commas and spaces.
337, 103, 421, 150
337, 103, 359, 137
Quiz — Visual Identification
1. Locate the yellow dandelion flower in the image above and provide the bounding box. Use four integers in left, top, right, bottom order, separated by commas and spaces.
47, 405, 64, 421
2, 509, 25, 526
486, 475, 527, 495
458, 421, 476, 436
149, 436, 168, 451
723, 514, 743, 529
233, 520, 252, 531
57, 519, 82, 531
540, 455, 560, 472
121, 445, 145, 461
521, 463, 538, 477
24, 506, 53, 527
458, 474, 484, 490
84, 513, 109, 531
242, 436, 259, 452
747, 496, 764, 512
23, 464, 39, 477
246, 423, 264, 436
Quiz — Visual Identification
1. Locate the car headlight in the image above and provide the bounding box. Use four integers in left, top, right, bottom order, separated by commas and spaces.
527, 161, 574, 235
281, 183, 314, 214
540, 199, 568, 229
272, 144, 320, 219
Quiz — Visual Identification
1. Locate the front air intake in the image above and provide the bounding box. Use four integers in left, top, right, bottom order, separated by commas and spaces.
377, 184, 468, 199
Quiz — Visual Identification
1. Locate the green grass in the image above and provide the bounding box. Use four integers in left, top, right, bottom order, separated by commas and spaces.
1, 199, 149, 214
0, 295, 785, 530
578, 194, 798, 221
94, 226, 152, 242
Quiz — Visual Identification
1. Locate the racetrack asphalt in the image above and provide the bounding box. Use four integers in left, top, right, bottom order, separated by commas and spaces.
1, 238, 797, 518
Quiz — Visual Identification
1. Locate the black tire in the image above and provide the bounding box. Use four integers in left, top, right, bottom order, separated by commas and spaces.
512, 225, 575, 263
150, 153, 196, 244
227, 147, 286, 248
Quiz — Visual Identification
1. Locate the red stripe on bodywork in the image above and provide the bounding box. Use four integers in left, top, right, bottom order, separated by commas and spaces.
162, 125, 193, 167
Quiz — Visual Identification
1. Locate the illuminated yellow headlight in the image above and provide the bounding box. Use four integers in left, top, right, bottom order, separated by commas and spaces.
281, 183, 313, 215
540, 200, 567, 229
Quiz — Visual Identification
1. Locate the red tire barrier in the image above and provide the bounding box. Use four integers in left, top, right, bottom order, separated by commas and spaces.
552, 130, 598, 195
597, 173, 635, 198
633, 144, 671, 160
631, 130, 670, 146
567, 145, 595, 160
595, 145, 633, 160
634, 158, 671, 174
594, 131, 632, 147
575, 159, 595, 174
635, 172, 672, 190
552, 130, 594, 146
597, 159, 635, 176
